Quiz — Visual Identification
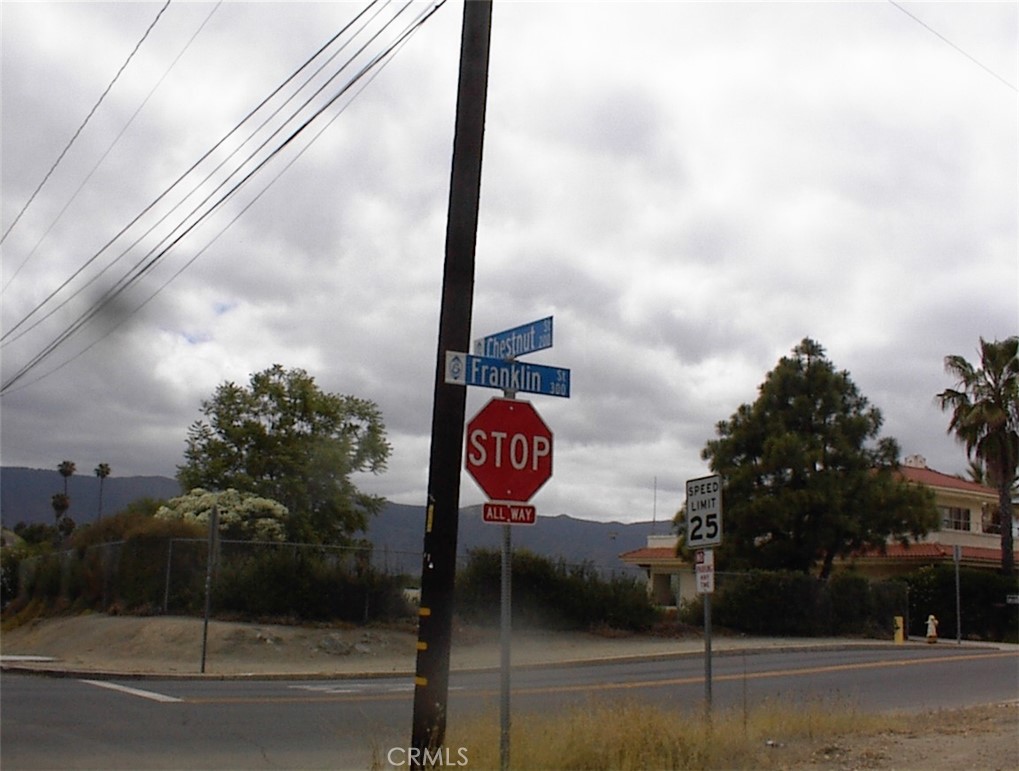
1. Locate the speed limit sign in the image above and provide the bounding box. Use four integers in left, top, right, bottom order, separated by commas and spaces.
686, 474, 722, 548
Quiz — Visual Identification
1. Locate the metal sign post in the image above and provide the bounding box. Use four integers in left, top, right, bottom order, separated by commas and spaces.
953, 544, 962, 645
453, 317, 569, 771
696, 548, 715, 709
499, 521, 511, 771
687, 475, 722, 714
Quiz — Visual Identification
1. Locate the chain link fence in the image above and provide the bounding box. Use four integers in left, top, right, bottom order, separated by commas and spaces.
13, 538, 425, 622
20, 540, 983, 640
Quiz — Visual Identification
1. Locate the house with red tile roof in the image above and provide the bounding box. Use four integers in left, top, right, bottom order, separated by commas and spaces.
620, 454, 1016, 605
850, 455, 1010, 577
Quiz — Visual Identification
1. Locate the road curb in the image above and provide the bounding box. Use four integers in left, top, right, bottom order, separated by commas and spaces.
2, 640, 989, 682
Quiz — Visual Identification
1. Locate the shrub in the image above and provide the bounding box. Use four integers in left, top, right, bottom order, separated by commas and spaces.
156, 489, 289, 542
211, 545, 407, 622
905, 565, 1019, 642
827, 572, 873, 634
456, 548, 659, 631
111, 518, 206, 612
690, 570, 907, 638
869, 579, 908, 636
1, 542, 38, 610
713, 570, 825, 636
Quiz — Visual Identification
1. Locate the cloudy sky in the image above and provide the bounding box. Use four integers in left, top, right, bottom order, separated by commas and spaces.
2, 1, 1016, 526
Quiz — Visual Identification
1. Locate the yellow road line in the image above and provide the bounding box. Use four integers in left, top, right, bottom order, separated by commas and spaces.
181, 650, 1017, 705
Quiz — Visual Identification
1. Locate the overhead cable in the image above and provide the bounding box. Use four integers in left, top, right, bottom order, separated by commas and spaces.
2, 2, 225, 295
0, 1, 172, 246
4, 7, 434, 396
2, 0, 386, 346
887, 0, 1017, 92
1, 0, 447, 395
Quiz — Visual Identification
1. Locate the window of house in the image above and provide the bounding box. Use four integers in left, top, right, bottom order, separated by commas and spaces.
982, 505, 1001, 534
939, 506, 971, 531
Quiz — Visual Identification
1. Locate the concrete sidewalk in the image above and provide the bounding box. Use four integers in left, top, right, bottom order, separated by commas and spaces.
0, 614, 968, 681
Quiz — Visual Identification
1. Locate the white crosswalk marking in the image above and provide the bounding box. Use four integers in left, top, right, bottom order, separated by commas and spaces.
81, 680, 182, 703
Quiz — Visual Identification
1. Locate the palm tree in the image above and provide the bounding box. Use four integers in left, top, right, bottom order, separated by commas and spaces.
938, 336, 1019, 574
57, 460, 76, 495
95, 463, 111, 522
965, 458, 987, 486
51, 493, 70, 522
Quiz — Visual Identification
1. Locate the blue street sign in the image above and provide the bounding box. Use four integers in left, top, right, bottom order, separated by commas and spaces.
473, 316, 553, 359
445, 352, 570, 398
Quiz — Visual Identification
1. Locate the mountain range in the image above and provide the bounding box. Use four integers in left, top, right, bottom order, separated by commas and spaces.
1, 467, 659, 575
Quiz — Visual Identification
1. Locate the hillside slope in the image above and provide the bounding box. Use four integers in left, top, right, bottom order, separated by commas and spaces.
1, 467, 181, 527
2, 467, 657, 574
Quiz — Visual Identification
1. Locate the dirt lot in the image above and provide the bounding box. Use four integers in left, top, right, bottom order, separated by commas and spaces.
2, 614, 1016, 770
782, 702, 1017, 771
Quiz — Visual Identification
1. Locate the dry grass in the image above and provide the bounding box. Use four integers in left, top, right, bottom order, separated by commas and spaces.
444, 697, 897, 770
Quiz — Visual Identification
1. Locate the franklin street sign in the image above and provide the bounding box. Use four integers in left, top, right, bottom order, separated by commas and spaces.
445, 352, 570, 398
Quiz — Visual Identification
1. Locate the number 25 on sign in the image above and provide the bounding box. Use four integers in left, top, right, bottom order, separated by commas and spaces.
685, 474, 722, 549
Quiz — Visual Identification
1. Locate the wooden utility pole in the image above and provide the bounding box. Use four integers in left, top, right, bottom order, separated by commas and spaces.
410, 0, 493, 757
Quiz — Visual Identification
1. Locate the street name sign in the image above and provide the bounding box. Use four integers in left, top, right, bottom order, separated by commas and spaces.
686, 474, 722, 549
445, 352, 570, 398
465, 398, 553, 501
483, 502, 537, 525
473, 316, 553, 359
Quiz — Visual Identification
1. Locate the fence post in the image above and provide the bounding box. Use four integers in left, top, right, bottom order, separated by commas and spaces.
163, 539, 174, 614
102, 543, 111, 611
200, 507, 219, 673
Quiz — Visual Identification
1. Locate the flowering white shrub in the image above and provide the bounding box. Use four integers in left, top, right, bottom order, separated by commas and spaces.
155, 488, 289, 542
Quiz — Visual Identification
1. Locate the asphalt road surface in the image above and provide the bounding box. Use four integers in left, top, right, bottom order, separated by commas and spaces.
2, 645, 1016, 770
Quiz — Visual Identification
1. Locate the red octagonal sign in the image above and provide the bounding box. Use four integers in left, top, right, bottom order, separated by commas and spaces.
465, 398, 553, 502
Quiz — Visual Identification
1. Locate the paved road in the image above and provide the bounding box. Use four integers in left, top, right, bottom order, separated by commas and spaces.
2, 645, 1016, 769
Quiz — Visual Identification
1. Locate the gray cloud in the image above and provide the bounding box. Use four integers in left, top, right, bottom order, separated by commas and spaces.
2, 1, 1015, 524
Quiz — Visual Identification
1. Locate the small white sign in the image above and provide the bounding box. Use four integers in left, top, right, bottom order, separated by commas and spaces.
695, 549, 715, 594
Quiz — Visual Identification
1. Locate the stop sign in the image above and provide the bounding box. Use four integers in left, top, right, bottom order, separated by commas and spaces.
465, 398, 553, 502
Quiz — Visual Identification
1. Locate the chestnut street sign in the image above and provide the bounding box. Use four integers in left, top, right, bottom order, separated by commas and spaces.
465, 398, 553, 502
473, 316, 553, 359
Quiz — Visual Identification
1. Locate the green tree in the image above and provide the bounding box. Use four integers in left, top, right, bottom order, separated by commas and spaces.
51, 492, 70, 522
702, 338, 938, 579
115, 497, 165, 519
50, 493, 75, 540
94, 462, 111, 521
57, 460, 75, 495
177, 364, 391, 545
13, 521, 59, 546
937, 336, 1019, 575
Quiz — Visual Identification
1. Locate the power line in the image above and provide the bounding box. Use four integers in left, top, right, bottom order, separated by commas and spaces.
1, 0, 447, 395
887, 0, 1018, 92
13, 24, 430, 397
2, 0, 388, 348
0, 1, 173, 246
1, 2, 432, 393
1, 2, 224, 295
